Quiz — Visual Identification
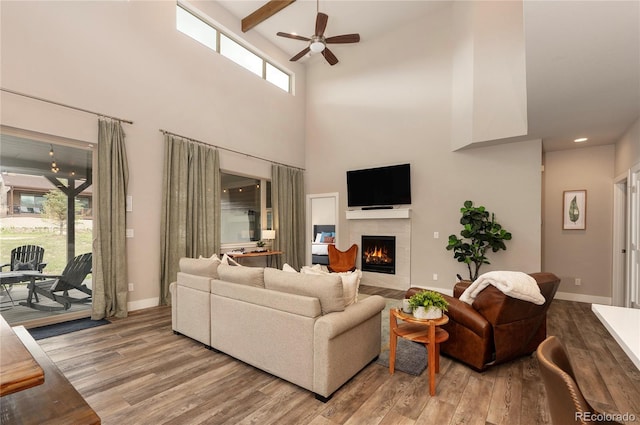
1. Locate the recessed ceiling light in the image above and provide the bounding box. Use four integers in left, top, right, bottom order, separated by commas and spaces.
574, 137, 588, 143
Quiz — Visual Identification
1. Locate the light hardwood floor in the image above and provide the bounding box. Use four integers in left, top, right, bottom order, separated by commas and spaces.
37, 288, 640, 425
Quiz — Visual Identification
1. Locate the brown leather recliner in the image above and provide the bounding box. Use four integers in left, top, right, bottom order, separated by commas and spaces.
406, 272, 560, 371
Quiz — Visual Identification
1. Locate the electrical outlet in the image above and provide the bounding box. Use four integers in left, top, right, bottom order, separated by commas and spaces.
575, 278, 581, 286
433, 232, 439, 239
128, 283, 134, 291
433, 273, 438, 281
126, 229, 134, 238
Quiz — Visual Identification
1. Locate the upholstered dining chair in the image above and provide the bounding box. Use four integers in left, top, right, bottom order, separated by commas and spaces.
328, 244, 358, 273
536, 336, 623, 425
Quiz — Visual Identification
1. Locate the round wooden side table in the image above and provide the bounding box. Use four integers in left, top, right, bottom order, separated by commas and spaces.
389, 308, 449, 396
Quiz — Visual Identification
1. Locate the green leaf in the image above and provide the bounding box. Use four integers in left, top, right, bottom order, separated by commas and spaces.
569, 196, 580, 223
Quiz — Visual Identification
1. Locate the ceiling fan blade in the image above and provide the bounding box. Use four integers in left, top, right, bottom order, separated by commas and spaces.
326, 34, 360, 44
290, 47, 310, 62
322, 47, 338, 66
315, 12, 328, 36
276, 32, 311, 42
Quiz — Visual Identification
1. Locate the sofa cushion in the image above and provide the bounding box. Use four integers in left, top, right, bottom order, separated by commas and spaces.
179, 255, 221, 278
218, 264, 265, 288
264, 268, 344, 315
177, 272, 211, 292
211, 279, 321, 318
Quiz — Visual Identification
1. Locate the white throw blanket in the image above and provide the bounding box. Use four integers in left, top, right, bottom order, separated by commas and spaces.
459, 271, 545, 305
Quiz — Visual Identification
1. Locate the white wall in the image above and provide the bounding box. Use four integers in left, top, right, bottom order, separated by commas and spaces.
0, 1, 306, 308
451, 1, 528, 150
305, 4, 542, 291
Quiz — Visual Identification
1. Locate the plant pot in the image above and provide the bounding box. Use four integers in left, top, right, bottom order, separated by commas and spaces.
402, 299, 413, 314
413, 306, 442, 320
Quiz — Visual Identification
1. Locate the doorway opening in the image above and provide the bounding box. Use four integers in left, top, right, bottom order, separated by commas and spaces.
0, 132, 95, 327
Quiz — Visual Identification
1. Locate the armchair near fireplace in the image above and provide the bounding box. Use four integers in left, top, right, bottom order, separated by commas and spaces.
406, 272, 560, 371
328, 244, 358, 273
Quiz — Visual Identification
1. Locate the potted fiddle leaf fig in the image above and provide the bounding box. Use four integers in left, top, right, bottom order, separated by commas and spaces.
408, 290, 449, 319
446, 200, 512, 281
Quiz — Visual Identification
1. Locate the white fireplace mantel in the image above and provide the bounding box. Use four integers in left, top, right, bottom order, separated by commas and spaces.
346, 208, 411, 220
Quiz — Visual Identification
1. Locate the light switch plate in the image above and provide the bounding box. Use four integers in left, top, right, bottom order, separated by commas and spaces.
126, 229, 134, 238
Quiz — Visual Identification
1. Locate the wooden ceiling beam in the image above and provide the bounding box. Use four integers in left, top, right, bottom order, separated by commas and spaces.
241, 0, 296, 33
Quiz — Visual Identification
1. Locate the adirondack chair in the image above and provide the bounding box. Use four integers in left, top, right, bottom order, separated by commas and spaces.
29, 253, 92, 311
0, 244, 47, 274
0, 245, 47, 307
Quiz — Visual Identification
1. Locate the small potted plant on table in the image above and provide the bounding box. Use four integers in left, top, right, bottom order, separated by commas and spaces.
408, 290, 449, 320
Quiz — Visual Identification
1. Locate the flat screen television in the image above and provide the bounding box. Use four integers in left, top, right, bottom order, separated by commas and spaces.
347, 163, 411, 208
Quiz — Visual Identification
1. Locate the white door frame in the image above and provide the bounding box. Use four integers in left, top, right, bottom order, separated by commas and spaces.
613, 162, 640, 308
612, 171, 628, 306
629, 163, 640, 308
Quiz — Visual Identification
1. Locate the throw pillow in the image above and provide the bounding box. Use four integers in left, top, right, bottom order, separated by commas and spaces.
218, 264, 265, 288
220, 253, 241, 266
320, 232, 333, 242
179, 256, 221, 278
264, 268, 344, 315
300, 264, 325, 275
323, 236, 335, 243
334, 269, 361, 307
282, 263, 298, 273
301, 265, 360, 307
13, 259, 36, 271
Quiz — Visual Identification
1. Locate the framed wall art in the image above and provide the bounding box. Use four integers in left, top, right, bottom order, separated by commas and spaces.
563, 190, 587, 230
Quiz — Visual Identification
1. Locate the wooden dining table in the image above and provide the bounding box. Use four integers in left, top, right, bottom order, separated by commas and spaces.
0, 315, 44, 396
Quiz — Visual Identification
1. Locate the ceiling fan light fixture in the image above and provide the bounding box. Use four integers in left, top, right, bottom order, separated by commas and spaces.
310, 40, 325, 53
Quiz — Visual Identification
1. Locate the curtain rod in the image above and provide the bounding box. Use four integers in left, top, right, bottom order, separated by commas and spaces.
159, 129, 305, 171
1, 87, 134, 124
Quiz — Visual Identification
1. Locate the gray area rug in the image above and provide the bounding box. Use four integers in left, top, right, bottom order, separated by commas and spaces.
28, 317, 110, 340
376, 338, 428, 376
359, 294, 428, 376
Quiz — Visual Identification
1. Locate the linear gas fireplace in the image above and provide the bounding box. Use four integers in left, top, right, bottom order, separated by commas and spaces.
361, 235, 396, 275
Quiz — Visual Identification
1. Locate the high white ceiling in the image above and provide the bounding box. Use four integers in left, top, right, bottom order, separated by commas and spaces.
217, 0, 639, 152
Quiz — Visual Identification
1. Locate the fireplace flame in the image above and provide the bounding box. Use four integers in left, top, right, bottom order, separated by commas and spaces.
363, 245, 393, 265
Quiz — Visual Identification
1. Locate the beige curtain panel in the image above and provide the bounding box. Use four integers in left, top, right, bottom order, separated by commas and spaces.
160, 135, 220, 305
272, 164, 305, 270
92, 119, 129, 319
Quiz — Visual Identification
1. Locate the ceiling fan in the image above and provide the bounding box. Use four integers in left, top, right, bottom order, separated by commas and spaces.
276, 1, 360, 66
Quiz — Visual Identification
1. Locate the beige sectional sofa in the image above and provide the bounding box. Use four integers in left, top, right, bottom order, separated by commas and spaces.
169, 257, 386, 401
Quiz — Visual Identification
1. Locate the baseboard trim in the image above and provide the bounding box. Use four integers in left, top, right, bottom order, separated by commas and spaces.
554, 291, 612, 305
128, 297, 159, 312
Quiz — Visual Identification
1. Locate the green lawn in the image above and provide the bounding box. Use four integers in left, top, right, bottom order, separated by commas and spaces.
1, 229, 93, 273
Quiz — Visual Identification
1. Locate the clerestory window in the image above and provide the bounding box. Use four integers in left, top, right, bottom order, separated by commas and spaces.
176, 3, 292, 93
